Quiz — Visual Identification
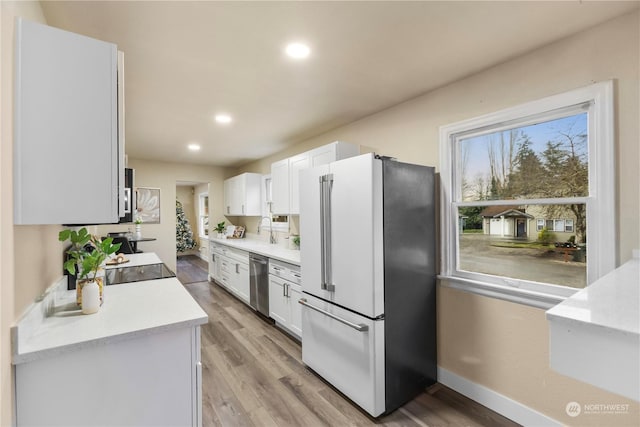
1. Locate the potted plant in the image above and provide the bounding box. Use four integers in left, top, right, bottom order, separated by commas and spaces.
59, 228, 121, 314
214, 221, 226, 239
291, 235, 300, 250
134, 215, 143, 237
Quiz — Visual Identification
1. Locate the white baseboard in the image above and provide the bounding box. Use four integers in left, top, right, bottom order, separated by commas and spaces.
437, 367, 561, 427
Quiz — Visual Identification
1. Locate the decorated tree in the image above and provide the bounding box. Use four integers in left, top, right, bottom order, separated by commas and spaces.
176, 200, 197, 252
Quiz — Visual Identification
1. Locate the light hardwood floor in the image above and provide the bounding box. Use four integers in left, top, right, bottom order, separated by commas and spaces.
180, 259, 520, 427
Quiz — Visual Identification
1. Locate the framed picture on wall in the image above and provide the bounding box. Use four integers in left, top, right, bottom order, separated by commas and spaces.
135, 187, 160, 224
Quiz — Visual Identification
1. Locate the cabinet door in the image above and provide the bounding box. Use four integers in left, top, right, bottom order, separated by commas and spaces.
223, 177, 236, 215
234, 262, 250, 304
288, 284, 302, 338
209, 248, 218, 280
242, 173, 263, 216
270, 159, 290, 214
268, 276, 288, 325
289, 153, 310, 215
309, 144, 336, 167
14, 19, 119, 225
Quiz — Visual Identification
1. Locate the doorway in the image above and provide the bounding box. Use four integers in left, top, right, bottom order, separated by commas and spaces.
176, 180, 210, 284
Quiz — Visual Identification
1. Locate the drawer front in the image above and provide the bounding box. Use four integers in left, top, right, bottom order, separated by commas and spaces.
287, 269, 302, 285
220, 258, 232, 274
226, 248, 249, 265
269, 263, 286, 278
219, 272, 231, 288
301, 293, 385, 417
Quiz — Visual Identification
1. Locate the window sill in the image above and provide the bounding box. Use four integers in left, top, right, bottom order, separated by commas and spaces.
438, 275, 576, 310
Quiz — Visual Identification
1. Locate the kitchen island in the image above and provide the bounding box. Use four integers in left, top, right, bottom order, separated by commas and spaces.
12, 253, 208, 426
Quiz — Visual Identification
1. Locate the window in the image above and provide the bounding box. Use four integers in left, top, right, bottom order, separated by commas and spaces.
261, 175, 289, 232
198, 192, 209, 238
440, 82, 615, 308
539, 218, 574, 233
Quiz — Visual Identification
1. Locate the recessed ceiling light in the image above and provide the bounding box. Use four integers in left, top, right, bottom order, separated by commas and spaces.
215, 114, 232, 124
285, 42, 310, 59
188, 143, 201, 151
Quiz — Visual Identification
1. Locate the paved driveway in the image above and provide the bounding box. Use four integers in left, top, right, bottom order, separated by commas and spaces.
459, 234, 586, 288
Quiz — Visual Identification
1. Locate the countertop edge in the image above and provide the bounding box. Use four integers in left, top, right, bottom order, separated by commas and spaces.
210, 237, 301, 265
13, 315, 208, 365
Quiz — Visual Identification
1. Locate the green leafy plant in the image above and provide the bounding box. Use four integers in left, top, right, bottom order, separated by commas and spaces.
59, 228, 121, 282
537, 227, 555, 245
134, 215, 143, 225
214, 221, 226, 234
291, 235, 300, 248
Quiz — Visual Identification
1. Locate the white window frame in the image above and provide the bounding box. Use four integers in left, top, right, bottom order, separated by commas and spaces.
536, 219, 545, 232
439, 81, 615, 309
198, 192, 209, 238
260, 174, 289, 233
565, 219, 574, 233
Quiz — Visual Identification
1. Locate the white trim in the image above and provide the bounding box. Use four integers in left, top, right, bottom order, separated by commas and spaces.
439, 81, 616, 302
438, 367, 562, 427
439, 275, 570, 310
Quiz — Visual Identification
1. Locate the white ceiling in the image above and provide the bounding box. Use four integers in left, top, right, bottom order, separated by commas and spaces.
40, 1, 638, 168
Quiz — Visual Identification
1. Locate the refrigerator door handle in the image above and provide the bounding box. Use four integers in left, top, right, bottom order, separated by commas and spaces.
298, 298, 368, 332
319, 176, 327, 289
324, 174, 335, 292
319, 174, 335, 292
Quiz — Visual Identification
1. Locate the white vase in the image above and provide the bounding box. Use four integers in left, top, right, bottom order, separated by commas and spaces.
81, 280, 101, 315
135, 223, 142, 238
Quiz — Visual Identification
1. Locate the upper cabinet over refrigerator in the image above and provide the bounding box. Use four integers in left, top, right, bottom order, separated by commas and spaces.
14, 18, 125, 225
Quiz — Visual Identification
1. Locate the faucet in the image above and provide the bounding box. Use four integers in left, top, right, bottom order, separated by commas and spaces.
258, 216, 277, 244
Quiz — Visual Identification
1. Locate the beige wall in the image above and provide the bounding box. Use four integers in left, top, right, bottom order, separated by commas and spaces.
238, 11, 640, 425
1, 4, 638, 427
95, 158, 231, 272
0, 2, 68, 426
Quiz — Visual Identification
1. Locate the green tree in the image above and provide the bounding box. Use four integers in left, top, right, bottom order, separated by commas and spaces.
507, 137, 545, 198
176, 200, 197, 252
459, 206, 484, 230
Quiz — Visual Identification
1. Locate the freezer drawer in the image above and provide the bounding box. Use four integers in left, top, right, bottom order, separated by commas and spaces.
300, 293, 385, 417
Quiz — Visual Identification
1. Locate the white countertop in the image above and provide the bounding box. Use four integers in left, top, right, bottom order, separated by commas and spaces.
546, 252, 639, 336
210, 236, 301, 265
104, 252, 163, 269
12, 254, 207, 365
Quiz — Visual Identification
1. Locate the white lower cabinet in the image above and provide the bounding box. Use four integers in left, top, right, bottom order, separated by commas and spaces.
212, 245, 250, 305
16, 326, 203, 426
268, 260, 302, 339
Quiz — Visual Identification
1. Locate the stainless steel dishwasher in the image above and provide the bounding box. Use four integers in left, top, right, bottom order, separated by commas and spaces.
249, 253, 269, 316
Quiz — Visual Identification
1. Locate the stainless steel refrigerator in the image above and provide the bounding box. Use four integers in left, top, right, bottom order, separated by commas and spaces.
299, 153, 437, 417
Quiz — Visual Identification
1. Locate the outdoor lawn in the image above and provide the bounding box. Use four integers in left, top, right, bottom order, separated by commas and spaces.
458, 233, 586, 288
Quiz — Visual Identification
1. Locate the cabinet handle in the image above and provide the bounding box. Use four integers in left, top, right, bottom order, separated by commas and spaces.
293, 273, 301, 278
227, 206, 230, 214
242, 204, 245, 214
235, 263, 239, 274
212, 254, 215, 262
282, 282, 286, 297
286, 283, 289, 298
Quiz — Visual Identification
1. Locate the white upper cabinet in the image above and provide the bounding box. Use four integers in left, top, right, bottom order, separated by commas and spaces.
223, 173, 262, 216
270, 141, 359, 215
14, 19, 123, 225
270, 158, 290, 215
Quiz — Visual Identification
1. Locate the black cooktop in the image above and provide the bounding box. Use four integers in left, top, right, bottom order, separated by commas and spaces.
105, 263, 176, 286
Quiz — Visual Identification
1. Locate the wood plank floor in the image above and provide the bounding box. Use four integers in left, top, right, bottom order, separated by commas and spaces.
181, 258, 520, 427
177, 254, 210, 284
